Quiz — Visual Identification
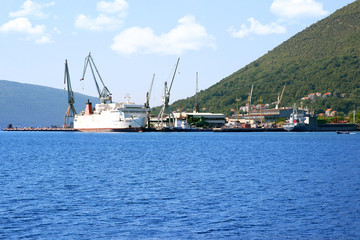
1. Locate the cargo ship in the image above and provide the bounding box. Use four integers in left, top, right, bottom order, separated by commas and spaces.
283, 108, 358, 132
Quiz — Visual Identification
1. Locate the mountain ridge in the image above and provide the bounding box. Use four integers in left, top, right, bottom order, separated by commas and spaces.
171, 1, 360, 115
0, 80, 99, 128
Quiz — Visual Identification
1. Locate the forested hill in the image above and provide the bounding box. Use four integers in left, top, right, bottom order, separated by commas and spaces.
0, 80, 98, 128
172, 0, 360, 115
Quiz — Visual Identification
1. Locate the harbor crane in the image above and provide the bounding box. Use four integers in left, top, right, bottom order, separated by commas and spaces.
158, 57, 180, 129
193, 72, 199, 113
63, 59, 77, 128
145, 74, 155, 128
275, 83, 286, 109
81, 52, 112, 104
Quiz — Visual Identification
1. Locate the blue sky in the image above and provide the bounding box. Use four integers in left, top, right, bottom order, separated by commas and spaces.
0, 0, 355, 106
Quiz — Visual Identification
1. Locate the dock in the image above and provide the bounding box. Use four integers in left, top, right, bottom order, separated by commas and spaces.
2, 127, 78, 132
213, 127, 285, 132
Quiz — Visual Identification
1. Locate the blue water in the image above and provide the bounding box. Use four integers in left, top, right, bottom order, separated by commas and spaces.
0, 132, 359, 239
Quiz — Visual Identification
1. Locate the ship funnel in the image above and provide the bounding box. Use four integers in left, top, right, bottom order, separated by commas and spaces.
85, 99, 93, 115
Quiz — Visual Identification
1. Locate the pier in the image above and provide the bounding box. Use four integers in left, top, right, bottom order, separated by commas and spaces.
2, 127, 78, 132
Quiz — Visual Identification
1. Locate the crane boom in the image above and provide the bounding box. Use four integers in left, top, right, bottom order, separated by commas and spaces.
168, 57, 180, 94
249, 84, 254, 105
81, 52, 112, 103
279, 83, 286, 103
145, 74, 155, 108
64, 59, 75, 105
276, 83, 286, 109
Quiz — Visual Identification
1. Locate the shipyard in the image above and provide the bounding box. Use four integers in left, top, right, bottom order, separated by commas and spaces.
2, 53, 358, 133
2, 1, 360, 240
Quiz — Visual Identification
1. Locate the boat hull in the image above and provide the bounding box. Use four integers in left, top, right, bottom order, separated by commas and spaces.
288, 123, 358, 132
75, 127, 143, 132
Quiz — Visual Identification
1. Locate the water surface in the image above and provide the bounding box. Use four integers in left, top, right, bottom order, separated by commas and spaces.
0, 132, 359, 239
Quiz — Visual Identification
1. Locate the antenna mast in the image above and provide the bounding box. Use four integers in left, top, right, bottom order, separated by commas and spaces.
248, 85, 253, 124
193, 72, 199, 113
81, 52, 112, 104
158, 57, 180, 129
63, 59, 77, 128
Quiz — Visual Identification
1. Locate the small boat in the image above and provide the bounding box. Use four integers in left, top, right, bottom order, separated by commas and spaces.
336, 131, 350, 134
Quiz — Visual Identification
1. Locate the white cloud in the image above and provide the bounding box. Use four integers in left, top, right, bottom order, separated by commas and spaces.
0, 17, 45, 35
110, 15, 216, 55
76, 0, 128, 31
0, 17, 52, 44
9, 0, 55, 18
97, 0, 128, 14
34, 34, 52, 44
75, 14, 124, 31
270, 0, 328, 19
229, 17, 286, 38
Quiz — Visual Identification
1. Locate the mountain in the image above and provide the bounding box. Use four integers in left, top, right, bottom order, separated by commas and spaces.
171, 1, 360, 115
0, 80, 98, 128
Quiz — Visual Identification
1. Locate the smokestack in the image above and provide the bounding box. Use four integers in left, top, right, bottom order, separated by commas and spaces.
85, 99, 93, 115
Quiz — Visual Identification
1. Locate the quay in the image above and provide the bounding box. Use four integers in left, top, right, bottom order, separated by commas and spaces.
2, 127, 78, 132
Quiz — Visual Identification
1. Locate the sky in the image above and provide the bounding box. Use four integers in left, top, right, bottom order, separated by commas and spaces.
0, 0, 355, 107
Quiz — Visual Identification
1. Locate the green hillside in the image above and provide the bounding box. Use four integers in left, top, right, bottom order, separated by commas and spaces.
172, 1, 360, 116
0, 80, 98, 128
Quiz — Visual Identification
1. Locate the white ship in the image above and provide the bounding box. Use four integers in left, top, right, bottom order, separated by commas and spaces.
72, 52, 148, 132
283, 107, 306, 131
74, 100, 147, 132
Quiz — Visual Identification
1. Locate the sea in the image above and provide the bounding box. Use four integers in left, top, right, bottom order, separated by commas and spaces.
0, 131, 359, 239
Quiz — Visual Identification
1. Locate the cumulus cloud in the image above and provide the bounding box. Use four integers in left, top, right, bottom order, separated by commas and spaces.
1, 1, 55, 44
0, 17, 52, 43
0, 17, 45, 35
97, 0, 128, 14
229, 17, 286, 38
75, 0, 128, 31
75, 14, 124, 31
9, 0, 55, 18
270, 0, 328, 19
34, 34, 52, 44
110, 15, 216, 55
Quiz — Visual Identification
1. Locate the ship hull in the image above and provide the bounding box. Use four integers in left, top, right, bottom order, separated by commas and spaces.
289, 123, 358, 132
75, 127, 143, 132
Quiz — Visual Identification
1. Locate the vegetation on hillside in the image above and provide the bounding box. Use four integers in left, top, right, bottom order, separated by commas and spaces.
170, 1, 360, 116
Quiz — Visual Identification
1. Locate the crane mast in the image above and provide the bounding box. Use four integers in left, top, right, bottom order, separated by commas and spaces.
63, 59, 77, 128
158, 57, 180, 129
81, 52, 112, 104
145, 74, 155, 127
